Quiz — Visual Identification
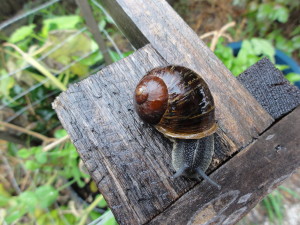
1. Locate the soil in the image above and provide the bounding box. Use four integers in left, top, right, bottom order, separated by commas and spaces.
173, 0, 244, 36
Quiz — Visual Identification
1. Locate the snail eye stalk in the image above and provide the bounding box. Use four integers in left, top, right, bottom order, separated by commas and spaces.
171, 164, 188, 179
196, 167, 221, 190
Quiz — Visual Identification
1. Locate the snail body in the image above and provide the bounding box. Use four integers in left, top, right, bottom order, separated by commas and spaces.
134, 66, 220, 189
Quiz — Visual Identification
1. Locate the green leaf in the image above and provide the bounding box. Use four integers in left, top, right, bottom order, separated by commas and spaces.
98, 196, 108, 208
269, 191, 284, 223
54, 129, 68, 138
35, 152, 48, 164
32, 146, 43, 154
291, 27, 300, 36
96, 210, 118, 225
9, 24, 36, 43
262, 196, 274, 222
29, 71, 52, 88
35, 186, 58, 209
99, 20, 106, 31
0, 73, 15, 98
104, 14, 115, 25
292, 35, 300, 50
0, 184, 10, 198
7, 142, 18, 156
108, 50, 133, 62
285, 73, 300, 84
236, 43, 251, 65
80, 52, 104, 66
214, 40, 234, 70
17, 148, 32, 159
70, 64, 89, 76
275, 37, 294, 55
18, 191, 38, 212
37, 208, 77, 224
275, 65, 289, 71
90, 181, 99, 193
122, 51, 134, 57
279, 186, 300, 200
0, 183, 11, 206
25, 160, 41, 170
89, 211, 102, 221
271, 6, 289, 23
248, 1, 258, 12
109, 50, 123, 62
46, 31, 92, 66
72, 167, 86, 188
0, 195, 10, 206
5, 208, 27, 224
41, 15, 82, 37
257, 3, 273, 21
251, 38, 275, 62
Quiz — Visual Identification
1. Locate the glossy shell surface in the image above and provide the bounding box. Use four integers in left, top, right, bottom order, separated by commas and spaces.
134, 65, 217, 139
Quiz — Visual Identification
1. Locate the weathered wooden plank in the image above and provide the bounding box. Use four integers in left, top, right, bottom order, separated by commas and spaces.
214, 57, 300, 160
53, 42, 299, 224
237, 57, 300, 120
148, 106, 300, 225
54, 45, 193, 225
100, 0, 274, 153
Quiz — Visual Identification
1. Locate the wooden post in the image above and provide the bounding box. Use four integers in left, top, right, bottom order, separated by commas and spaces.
53, 0, 300, 224
75, 0, 113, 64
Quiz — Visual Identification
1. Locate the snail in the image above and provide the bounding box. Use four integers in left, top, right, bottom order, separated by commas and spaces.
134, 65, 221, 190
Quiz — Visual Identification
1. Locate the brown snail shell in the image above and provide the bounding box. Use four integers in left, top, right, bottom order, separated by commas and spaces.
134, 65, 217, 139
133, 65, 221, 189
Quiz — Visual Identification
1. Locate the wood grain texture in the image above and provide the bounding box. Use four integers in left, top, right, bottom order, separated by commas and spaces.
100, 0, 274, 153
54, 45, 195, 225
148, 106, 300, 225
237, 57, 300, 120
53, 42, 300, 224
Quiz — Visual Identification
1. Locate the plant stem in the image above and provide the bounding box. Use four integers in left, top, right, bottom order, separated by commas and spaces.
78, 195, 104, 225
0, 121, 54, 144
43, 135, 70, 152
210, 21, 236, 51
3, 43, 67, 91
57, 179, 76, 192
0, 154, 21, 194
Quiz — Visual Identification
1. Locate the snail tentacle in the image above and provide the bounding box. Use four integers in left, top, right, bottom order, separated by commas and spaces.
195, 167, 221, 190
171, 135, 220, 189
171, 164, 188, 179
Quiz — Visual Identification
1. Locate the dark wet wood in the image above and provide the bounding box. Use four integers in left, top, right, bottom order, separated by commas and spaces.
237, 57, 300, 120
54, 46, 179, 225
53, 1, 300, 224
149, 106, 300, 225
53, 43, 300, 225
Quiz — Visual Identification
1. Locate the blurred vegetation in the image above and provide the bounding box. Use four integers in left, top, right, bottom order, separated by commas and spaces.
0, 0, 299, 224
232, 0, 300, 58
